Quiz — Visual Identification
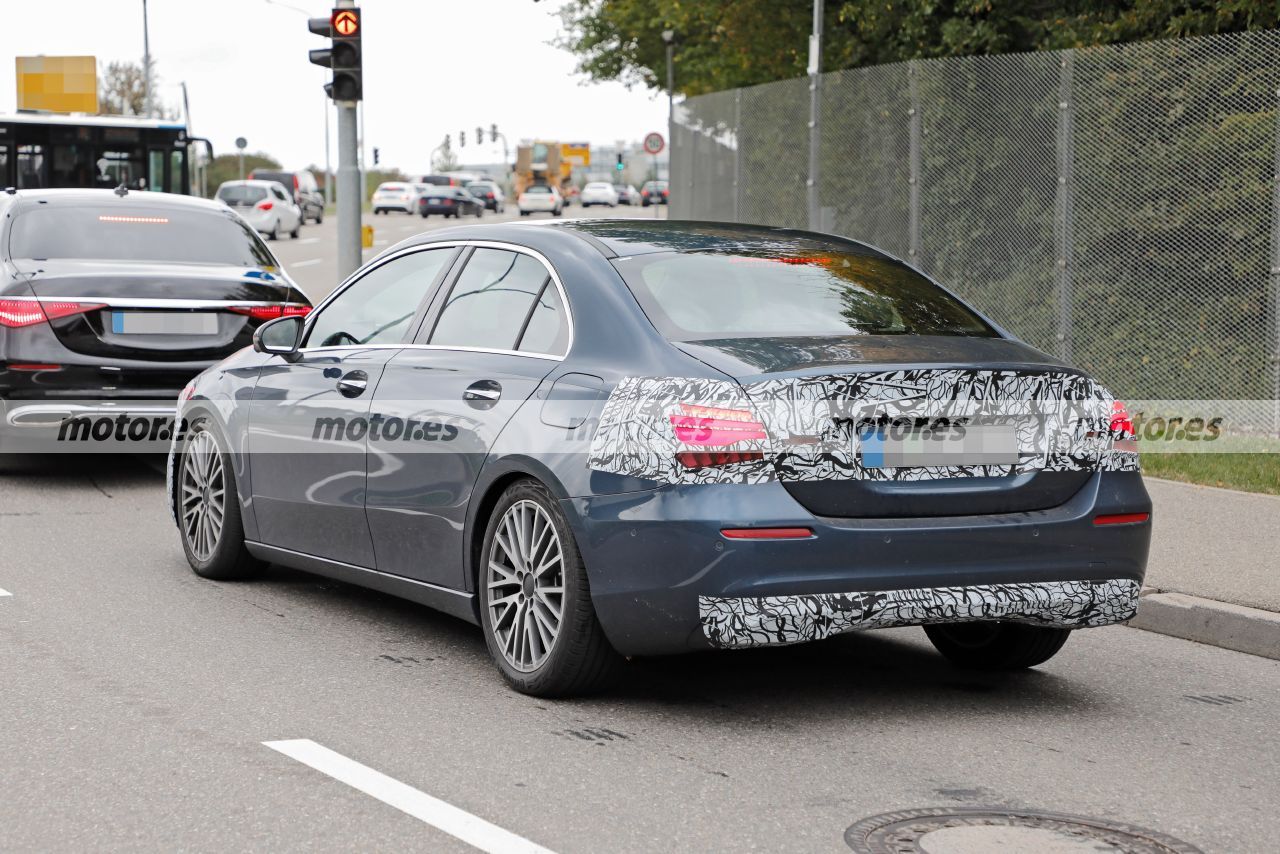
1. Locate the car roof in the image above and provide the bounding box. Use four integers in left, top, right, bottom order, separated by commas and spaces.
221, 180, 281, 188
5, 187, 231, 213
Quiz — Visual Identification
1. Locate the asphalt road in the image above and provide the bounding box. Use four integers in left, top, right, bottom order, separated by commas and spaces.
268, 200, 668, 302
1, 452, 1277, 852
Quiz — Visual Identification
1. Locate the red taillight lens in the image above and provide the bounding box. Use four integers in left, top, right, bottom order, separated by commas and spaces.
6, 363, 62, 372
256, 200, 274, 211
1093, 512, 1150, 526
228, 304, 312, 321
486, 192, 495, 199
721, 527, 814, 540
670, 403, 767, 447
0, 299, 104, 328
675, 450, 765, 469
1109, 401, 1134, 437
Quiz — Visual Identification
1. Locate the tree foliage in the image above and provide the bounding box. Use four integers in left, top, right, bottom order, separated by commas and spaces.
558, 1, 1278, 96
98, 59, 178, 119
204, 153, 281, 197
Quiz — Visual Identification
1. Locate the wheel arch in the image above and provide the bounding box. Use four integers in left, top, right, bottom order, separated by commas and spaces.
464, 457, 572, 601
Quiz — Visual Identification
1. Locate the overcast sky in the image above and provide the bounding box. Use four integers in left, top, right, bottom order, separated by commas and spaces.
4, 0, 669, 174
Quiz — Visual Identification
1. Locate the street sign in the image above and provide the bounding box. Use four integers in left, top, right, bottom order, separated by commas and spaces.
235, 137, 247, 150
561, 142, 590, 167
643, 132, 665, 155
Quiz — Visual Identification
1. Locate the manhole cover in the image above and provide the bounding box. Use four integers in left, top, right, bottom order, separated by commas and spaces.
845, 808, 1202, 854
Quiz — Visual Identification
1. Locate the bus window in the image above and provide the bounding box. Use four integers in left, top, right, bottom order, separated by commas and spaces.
96, 150, 144, 190
52, 144, 94, 188
0, 146, 8, 187
171, 149, 186, 194
148, 149, 165, 191
17, 145, 46, 188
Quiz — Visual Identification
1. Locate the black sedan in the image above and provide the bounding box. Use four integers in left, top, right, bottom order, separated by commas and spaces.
419, 186, 485, 219
0, 189, 310, 455
168, 220, 1150, 697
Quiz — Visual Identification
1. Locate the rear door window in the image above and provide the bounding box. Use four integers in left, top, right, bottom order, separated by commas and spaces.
427, 248, 551, 351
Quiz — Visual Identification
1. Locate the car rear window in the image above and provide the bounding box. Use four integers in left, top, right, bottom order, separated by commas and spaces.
613, 248, 996, 340
525, 186, 551, 194
217, 185, 268, 204
252, 171, 290, 185
9, 205, 278, 268
377, 184, 407, 192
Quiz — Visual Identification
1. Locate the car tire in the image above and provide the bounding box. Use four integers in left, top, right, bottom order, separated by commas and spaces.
479, 480, 621, 697
475, 207, 483, 218
923, 622, 1072, 670
290, 221, 301, 239
552, 208, 563, 217
315, 209, 324, 224
176, 419, 265, 582
520, 210, 529, 216
266, 220, 279, 241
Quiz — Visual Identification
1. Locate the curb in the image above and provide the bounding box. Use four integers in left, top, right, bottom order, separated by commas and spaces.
1129, 588, 1280, 661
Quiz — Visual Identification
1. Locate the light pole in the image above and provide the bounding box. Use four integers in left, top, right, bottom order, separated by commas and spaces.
141, 0, 152, 116
662, 28, 675, 167
807, 0, 825, 230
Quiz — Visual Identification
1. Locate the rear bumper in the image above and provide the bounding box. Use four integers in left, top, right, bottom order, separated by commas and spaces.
565, 471, 1151, 656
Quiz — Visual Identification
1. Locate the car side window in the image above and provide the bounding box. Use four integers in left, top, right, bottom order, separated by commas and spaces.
305, 248, 454, 348
428, 248, 550, 351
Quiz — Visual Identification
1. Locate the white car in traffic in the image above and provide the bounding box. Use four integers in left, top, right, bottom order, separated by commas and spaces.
579, 181, 619, 207
372, 182, 417, 215
517, 185, 564, 217
214, 180, 302, 240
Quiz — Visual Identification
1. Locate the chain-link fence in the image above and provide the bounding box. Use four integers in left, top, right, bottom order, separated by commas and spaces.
670, 30, 1280, 433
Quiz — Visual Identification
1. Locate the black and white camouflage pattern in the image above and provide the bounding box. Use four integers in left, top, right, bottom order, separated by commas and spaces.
700, 578, 1140, 648
588, 370, 1140, 484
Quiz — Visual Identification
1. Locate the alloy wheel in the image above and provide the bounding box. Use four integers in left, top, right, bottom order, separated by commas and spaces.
181, 430, 226, 562
487, 500, 565, 672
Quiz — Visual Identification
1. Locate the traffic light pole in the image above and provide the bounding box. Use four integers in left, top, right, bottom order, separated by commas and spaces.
336, 101, 361, 281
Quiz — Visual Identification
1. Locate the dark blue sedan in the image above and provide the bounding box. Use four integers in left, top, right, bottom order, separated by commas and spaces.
168, 221, 1151, 696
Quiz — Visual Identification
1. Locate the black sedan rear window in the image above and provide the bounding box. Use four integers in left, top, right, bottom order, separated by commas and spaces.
9, 205, 278, 267
613, 248, 995, 340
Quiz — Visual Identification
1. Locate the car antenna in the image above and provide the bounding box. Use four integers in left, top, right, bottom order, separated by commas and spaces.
114, 183, 129, 197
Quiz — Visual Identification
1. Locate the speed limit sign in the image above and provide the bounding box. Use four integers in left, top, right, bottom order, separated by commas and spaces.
643, 132, 665, 155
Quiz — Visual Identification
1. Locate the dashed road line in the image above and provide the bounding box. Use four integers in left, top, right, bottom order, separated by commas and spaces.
0, 588, 11, 597
296, 237, 322, 244
290, 258, 324, 268
263, 739, 556, 854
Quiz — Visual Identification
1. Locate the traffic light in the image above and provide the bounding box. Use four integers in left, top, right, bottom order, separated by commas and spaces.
491, 123, 498, 141
460, 130, 466, 147
308, 7, 362, 103
373, 147, 380, 165
616, 153, 624, 172
476, 126, 484, 144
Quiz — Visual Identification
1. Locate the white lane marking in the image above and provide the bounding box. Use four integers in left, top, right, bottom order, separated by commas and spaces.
296, 237, 322, 245
374, 239, 389, 246
0, 588, 11, 597
399, 224, 418, 231
263, 739, 555, 854
290, 258, 324, 268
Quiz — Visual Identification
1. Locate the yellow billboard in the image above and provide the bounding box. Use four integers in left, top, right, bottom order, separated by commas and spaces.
561, 142, 591, 167
16, 56, 98, 114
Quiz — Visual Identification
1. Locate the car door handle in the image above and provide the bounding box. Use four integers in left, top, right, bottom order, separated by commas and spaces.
464, 380, 502, 407
337, 370, 368, 398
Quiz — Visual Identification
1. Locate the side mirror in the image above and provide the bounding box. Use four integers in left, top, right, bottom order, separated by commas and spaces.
253, 315, 304, 360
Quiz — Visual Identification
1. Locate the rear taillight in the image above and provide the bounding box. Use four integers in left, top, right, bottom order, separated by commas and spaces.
1108, 400, 1138, 452
670, 403, 768, 469
486, 192, 494, 199
228, 304, 312, 321
670, 403, 767, 447
256, 200, 274, 211
0, 299, 104, 328
6, 363, 63, 372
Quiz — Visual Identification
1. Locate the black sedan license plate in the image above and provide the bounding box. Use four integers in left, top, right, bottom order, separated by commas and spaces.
111, 312, 219, 335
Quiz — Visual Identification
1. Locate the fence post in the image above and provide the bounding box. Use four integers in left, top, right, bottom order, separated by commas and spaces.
733, 88, 743, 223
1054, 50, 1076, 364
1271, 85, 1280, 436
907, 61, 922, 263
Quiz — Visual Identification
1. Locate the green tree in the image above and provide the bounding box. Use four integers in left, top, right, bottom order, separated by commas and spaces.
558, 1, 1277, 96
